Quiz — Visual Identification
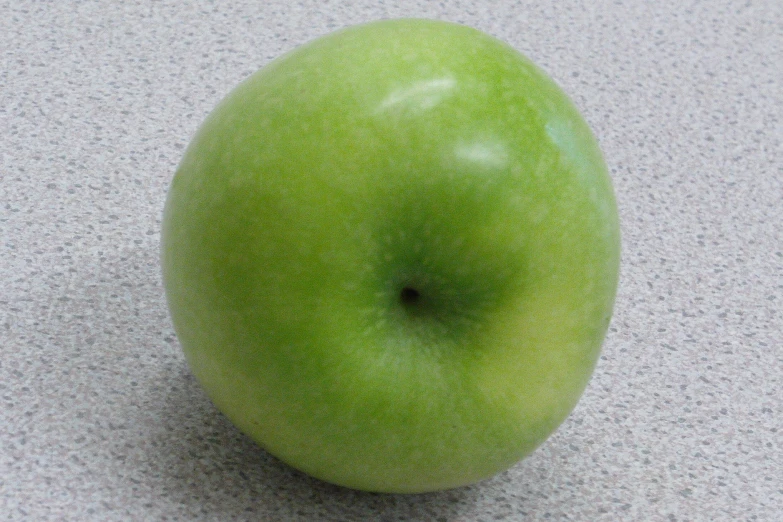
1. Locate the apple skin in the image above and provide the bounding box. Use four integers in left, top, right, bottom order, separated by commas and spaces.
161, 18, 620, 493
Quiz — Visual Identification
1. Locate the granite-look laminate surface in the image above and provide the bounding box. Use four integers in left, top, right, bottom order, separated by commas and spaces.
1, 1, 780, 520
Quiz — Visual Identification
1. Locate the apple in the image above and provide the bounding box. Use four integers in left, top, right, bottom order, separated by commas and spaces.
161, 18, 620, 493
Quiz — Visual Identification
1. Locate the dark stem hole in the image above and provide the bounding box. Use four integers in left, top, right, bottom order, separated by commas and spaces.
400, 286, 421, 305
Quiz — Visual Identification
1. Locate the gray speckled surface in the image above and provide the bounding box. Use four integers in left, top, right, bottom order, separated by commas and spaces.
1, 0, 781, 520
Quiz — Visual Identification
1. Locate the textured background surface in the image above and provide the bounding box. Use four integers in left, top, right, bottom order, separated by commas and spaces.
1, 1, 780, 520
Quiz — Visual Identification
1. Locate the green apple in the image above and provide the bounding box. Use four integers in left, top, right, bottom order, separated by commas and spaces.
161, 18, 620, 493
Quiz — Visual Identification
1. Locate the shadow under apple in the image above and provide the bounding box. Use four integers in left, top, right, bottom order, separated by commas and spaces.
58, 237, 569, 520
146, 363, 485, 521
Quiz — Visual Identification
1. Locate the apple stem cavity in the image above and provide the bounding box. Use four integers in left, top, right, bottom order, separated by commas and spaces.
400, 286, 421, 306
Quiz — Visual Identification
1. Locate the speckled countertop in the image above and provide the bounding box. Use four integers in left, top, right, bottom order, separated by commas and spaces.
1, 1, 781, 520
